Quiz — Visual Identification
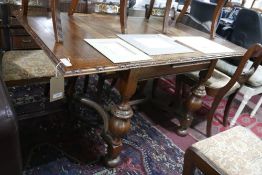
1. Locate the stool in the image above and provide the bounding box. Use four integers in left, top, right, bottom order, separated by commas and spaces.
183, 126, 262, 175
2, 50, 55, 84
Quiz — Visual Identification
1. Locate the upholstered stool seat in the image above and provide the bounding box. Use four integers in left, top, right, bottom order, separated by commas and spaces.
2, 50, 55, 82
185, 69, 240, 96
183, 126, 262, 175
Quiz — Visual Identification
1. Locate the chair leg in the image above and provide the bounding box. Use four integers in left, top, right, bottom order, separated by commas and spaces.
250, 95, 262, 118
152, 78, 159, 98
169, 75, 183, 107
146, 0, 155, 20
206, 96, 223, 137
223, 92, 237, 126
162, 0, 173, 33
110, 77, 118, 88
66, 77, 78, 97
230, 95, 250, 127
68, 0, 79, 15
51, 0, 63, 43
176, 0, 192, 23
120, 0, 128, 34
183, 148, 196, 175
83, 75, 89, 94
22, 0, 29, 16
97, 74, 106, 101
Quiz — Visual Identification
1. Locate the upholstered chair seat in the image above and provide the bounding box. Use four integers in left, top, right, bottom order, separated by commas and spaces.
183, 126, 262, 175
216, 59, 262, 87
185, 69, 240, 95
2, 50, 55, 82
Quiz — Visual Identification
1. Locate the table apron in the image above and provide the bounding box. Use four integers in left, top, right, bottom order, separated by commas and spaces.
133, 60, 211, 81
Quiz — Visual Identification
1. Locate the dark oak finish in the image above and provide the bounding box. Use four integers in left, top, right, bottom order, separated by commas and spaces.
14, 13, 245, 76
15, 11, 246, 166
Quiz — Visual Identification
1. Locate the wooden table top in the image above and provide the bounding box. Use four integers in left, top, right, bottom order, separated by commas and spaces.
16, 12, 246, 77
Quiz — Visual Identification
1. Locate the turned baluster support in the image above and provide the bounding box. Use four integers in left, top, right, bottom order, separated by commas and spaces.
101, 70, 137, 167
177, 85, 206, 136
177, 60, 217, 136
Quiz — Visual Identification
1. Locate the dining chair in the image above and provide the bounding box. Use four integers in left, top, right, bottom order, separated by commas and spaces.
0, 75, 22, 175
152, 0, 225, 100
146, 0, 173, 33
146, 0, 221, 34
68, 0, 128, 34
224, 8, 262, 49
215, 8, 262, 126
225, 0, 246, 7
176, 0, 225, 39
22, 0, 128, 42
186, 44, 262, 136
183, 126, 262, 175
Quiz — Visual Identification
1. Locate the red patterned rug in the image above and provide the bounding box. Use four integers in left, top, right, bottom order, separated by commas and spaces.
156, 77, 262, 140
188, 94, 262, 140
10, 77, 187, 175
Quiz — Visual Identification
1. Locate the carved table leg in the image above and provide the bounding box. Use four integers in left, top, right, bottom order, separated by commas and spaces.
120, 0, 128, 34
176, 60, 217, 136
102, 70, 137, 167
177, 84, 206, 136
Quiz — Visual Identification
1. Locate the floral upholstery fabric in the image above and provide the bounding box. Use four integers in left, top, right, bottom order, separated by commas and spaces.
2, 50, 55, 81
192, 126, 262, 175
185, 69, 240, 96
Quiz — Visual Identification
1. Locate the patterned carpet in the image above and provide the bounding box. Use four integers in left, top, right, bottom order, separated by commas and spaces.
22, 113, 185, 175
156, 76, 262, 140
9, 77, 187, 175
189, 95, 262, 140
10, 74, 259, 174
